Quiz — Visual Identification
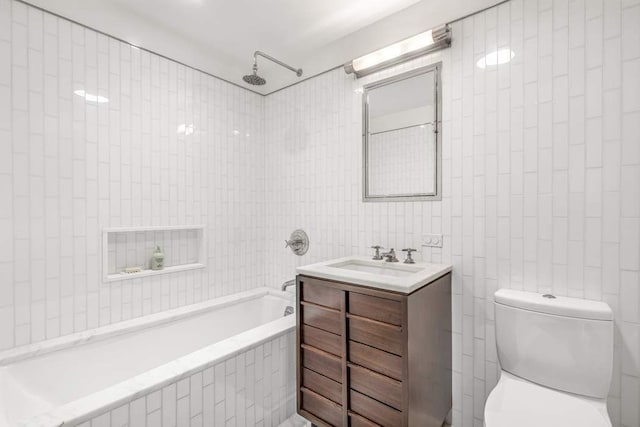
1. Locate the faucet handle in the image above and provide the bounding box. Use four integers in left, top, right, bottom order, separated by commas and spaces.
402, 248, 417, 264
285, 239, 301, 248
371, 245, 384, 260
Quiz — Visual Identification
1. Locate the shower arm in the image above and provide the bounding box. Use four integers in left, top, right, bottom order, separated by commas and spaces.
254, 51, 303, 77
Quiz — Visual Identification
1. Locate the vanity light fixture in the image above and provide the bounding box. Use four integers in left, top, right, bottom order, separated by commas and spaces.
344, 24, 451, 78
74, 89, 109, 103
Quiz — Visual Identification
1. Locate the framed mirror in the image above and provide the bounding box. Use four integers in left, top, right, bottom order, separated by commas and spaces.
362, 63, 442, 201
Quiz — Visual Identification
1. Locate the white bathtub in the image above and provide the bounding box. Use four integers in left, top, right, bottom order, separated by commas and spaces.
0, 288, 296, 427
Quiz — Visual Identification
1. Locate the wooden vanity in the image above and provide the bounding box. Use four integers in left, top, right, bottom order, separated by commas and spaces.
295, 259, 451, 427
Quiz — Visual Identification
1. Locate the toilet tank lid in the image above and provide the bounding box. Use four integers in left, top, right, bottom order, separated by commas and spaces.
494, 289, 613, 321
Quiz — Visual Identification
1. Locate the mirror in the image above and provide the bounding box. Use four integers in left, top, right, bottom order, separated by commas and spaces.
363, 63, 442, 201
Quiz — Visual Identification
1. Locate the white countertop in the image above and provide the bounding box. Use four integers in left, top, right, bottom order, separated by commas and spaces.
296, 256, 452, 294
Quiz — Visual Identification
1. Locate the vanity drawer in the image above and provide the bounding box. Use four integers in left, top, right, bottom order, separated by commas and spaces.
302, 368, 342, 404
349, 341, 403, 381
302, 303, 341, 335
349, 412, 381, 427
349, 292, 403, 326
348, 315, 404, 356
349, 364, 402, 410
350, 390, 402, 427
301, 388, 342, 427
302, 345, 342, 383
301, 277, 342, 310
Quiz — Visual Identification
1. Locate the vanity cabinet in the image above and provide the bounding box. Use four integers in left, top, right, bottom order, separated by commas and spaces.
295, 272, 452, 427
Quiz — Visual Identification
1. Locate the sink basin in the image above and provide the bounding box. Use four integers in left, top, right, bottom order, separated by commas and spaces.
327, 260, 421, 277
297, 256, 452, 294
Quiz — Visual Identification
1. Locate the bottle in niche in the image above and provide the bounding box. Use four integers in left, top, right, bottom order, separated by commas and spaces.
151, 245, 164, 270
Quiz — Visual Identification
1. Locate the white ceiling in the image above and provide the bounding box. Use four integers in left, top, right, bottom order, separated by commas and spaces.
23, 0, 501, 95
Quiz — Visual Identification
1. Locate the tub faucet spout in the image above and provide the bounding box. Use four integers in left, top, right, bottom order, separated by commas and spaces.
281, 279, 296, 291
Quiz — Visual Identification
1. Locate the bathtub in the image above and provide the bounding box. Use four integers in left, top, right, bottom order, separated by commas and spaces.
0, 287, 297, 427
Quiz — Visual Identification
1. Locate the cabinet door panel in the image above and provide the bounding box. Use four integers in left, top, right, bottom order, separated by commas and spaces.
349, 315, 403, 356
349, 340, 403, 381
349, 411, 380, 427
302, 368, 342, 404
302, 346, 342, 383
302, 325, 342, 357
349, 364, 402, 410
301, 388, 342, 427
349, 292, 403, 326
302, 304, 341, 335
349, 412, 382, 427
349, 390, 402, 427
301, 278, 342, 309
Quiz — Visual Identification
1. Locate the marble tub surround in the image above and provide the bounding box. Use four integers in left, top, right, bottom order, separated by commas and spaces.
0, 289, 295, 427
296, 256, 452, 293
0, 288, 289, 366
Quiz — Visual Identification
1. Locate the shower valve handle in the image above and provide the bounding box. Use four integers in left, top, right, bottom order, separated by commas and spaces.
285, 239, 303, 249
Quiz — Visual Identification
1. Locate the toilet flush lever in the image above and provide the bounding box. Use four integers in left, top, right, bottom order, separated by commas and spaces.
402, 248, 417, 264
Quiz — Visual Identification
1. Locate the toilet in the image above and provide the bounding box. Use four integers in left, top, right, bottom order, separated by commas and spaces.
484, 289, 614, 427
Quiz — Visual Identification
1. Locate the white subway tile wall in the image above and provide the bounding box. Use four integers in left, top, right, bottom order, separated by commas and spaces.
78, 332, 295, 427
0, 0, 265, 351
1, 0, 639, 426
264, 1, 640, 426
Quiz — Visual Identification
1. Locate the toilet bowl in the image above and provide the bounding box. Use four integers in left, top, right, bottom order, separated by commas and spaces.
484, 289, 613, 427
484, 372, 611, 427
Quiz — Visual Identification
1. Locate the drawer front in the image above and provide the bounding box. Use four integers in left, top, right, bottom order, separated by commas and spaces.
350, 390, 402, 427
302, 325, 342, 357
302, 346, 342, 383
349, 316, 404, 356
301, 278, 342, 309
301, 388, 342, 427
349, 412, 381, 427
302, 304, 341, 335
349, 364, 402, 410
349, 292, 403, 326
302, 368, 342, 404
349, 341, 403, 381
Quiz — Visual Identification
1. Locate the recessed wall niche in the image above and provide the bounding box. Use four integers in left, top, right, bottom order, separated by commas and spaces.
102, 226, 206, 282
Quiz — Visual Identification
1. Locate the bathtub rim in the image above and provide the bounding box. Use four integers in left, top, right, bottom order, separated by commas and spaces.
0, 287, 291, 366
2, 287, 296, 427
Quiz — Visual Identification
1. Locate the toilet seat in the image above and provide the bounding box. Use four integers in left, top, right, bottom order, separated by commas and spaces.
484, 371, 612, 427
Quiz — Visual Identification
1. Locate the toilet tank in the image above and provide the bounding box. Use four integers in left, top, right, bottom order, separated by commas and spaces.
494, 289, 613, 399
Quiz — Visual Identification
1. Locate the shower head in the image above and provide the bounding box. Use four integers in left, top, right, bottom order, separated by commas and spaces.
243, 62, 266, 86
242, 51, 302, 86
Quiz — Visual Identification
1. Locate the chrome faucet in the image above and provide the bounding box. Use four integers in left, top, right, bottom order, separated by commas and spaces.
382, 248, 399, 262
281, 279, 296, 291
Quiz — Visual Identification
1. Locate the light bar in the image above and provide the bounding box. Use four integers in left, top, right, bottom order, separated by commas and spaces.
344, 25, 451, 78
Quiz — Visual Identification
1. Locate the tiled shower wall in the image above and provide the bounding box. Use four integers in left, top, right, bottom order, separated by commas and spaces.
0, 0, 265, 351
264, 1, 640, 426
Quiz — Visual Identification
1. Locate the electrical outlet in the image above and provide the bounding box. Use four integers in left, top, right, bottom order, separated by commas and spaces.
422, 233, 443, 248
